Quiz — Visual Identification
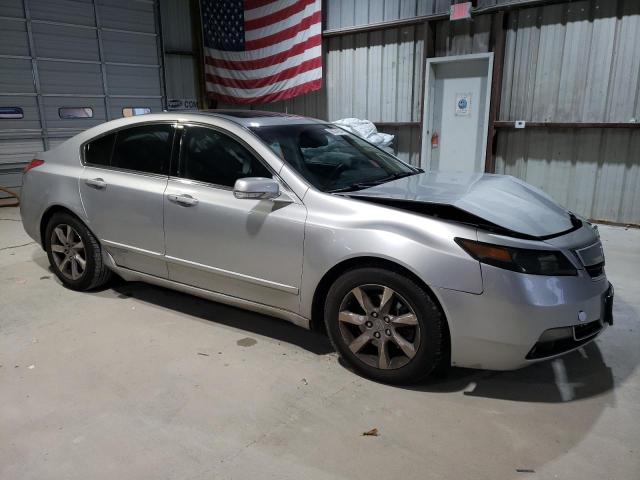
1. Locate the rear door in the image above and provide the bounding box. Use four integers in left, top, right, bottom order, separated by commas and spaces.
79, 122, 176, 277
163, 123, 306, 313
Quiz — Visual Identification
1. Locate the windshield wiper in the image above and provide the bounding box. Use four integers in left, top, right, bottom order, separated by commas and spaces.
328, 170, 419, 193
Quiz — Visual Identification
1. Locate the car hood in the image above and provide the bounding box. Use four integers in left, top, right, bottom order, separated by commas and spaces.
346, 171, 575, 238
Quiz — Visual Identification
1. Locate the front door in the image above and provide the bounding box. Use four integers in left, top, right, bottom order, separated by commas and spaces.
79, 122, 175, 277
421, 53, 493, 172
163, 124, 306, 313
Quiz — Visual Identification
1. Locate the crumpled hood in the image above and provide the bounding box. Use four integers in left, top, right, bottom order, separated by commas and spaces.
347, 172, 575, 238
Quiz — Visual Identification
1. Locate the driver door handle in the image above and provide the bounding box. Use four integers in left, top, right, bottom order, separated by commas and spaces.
85, 177, 106, 189
168, 193, 199, 207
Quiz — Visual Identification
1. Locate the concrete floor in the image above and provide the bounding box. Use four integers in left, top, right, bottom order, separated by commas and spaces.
1, 205, 638, 480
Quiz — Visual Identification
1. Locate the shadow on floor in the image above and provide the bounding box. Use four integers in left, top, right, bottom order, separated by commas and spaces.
109, 280, 334, 355
109, 279, 618, 403
33, 251, 625, 404
410, 341, 615, 403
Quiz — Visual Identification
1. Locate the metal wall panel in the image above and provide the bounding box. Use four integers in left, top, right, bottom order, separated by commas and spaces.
434, 13, 491, 56
160, 0, 195, 51
159, 0, 200, 105
323, 25, 426, 122
0, 58, 34, 93
325, 0, 445, 29
31, 23, 99, 61
0, 18, 29, 56
496, 129, 640, 224
0, 0, 165, 198
101, 30, 159, 64
97, 0, 156, 33
0, 95, 40, 131
29, 0, 96, 25
38, 61, 103, 95
42, 96, 106, 129
495, 0, 640, 223
0, 0, 25, 17
164, 55, 198, 99
106, 65, 161, 96
500, 0, 640, 122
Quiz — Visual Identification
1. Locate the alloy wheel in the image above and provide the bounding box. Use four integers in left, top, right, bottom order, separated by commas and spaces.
338, 284, 421, 370
50, 224, 87, 281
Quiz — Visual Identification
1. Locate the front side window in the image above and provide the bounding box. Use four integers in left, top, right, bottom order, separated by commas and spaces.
180, 125, 271, 187
249, 124, 416, 192
111, 124, 173, 174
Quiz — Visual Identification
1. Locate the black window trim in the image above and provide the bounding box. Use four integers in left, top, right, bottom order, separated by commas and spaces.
173, 122, 280, 192
80, 120, 178, 178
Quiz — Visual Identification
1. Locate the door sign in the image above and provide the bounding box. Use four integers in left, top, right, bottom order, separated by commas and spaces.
455, 93, 471, 116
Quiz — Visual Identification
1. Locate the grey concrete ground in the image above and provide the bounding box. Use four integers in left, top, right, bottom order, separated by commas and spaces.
1, 205, 638, 480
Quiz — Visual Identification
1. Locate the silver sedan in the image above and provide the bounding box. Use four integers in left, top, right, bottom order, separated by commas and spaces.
19, 111, 613, 384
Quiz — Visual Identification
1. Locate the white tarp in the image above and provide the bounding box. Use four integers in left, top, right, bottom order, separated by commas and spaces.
332, 118, 394, 149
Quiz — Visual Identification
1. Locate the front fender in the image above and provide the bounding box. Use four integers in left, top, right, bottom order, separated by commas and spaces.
298, 190, 482, 319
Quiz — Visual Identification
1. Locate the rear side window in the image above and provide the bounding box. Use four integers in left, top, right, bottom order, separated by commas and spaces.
180, 125, 271, 187
111, 124, 173, 174
85, 133, 115, 166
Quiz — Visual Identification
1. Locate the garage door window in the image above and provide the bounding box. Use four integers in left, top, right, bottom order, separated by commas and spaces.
122, 107, 151, 117
111, 124, 173, 175
179, 126, 271, 188
0, 107, 24, 119
59, 107, 93, 119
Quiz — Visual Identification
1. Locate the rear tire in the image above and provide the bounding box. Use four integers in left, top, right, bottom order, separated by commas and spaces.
324, 267, 447, 384
45, 212, 112, 291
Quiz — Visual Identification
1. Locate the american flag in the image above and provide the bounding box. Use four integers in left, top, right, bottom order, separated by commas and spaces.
201, 0, 322, 104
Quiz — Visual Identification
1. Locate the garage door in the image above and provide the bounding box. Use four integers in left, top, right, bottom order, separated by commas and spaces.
0, 0, 165, 198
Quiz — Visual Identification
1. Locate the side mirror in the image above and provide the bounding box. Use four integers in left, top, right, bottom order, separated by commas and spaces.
233, 177, 280, 200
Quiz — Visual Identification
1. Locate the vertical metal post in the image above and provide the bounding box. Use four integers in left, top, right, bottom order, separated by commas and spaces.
92, 0, 111, 120
154, 0, 169, 111
485, 11, 506, 173
22, 0, 49, 150
191, 0, 207, 109
417, 20, 435, 168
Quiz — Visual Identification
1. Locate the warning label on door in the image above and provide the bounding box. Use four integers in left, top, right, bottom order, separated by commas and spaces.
455, 93, 471, 116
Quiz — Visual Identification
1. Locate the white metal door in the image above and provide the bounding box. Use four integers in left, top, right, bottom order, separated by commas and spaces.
421, 53, 493, 173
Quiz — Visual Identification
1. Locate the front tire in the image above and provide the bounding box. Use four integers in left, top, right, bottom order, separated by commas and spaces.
324, 267, 447, 384
45, 212, 112, 291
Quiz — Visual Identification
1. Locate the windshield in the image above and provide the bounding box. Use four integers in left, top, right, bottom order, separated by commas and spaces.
249, 123, 417, 192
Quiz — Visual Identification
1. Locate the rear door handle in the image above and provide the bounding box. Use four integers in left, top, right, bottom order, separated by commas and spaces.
85, 177, 106, 189
168, 193, 199, 207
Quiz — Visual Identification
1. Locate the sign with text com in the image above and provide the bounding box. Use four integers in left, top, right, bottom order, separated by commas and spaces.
167, 99, 198, 111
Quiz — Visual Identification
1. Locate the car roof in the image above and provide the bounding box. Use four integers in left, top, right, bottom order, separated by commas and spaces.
196, 109, 324, 127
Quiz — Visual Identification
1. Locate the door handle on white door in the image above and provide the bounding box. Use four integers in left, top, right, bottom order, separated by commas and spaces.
85, 177, 106, 189
168, 193, 199, 206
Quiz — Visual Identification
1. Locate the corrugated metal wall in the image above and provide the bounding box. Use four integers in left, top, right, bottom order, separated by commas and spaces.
0, 0, 165, 198
220, 0, 639, 224
159, 0, 200, 104
495, 0, 640, 224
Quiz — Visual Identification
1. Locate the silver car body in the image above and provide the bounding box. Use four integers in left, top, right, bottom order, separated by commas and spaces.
20, 112, 611, 370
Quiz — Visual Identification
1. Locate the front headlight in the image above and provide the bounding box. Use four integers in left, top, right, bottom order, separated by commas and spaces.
455, 238, 577, 276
